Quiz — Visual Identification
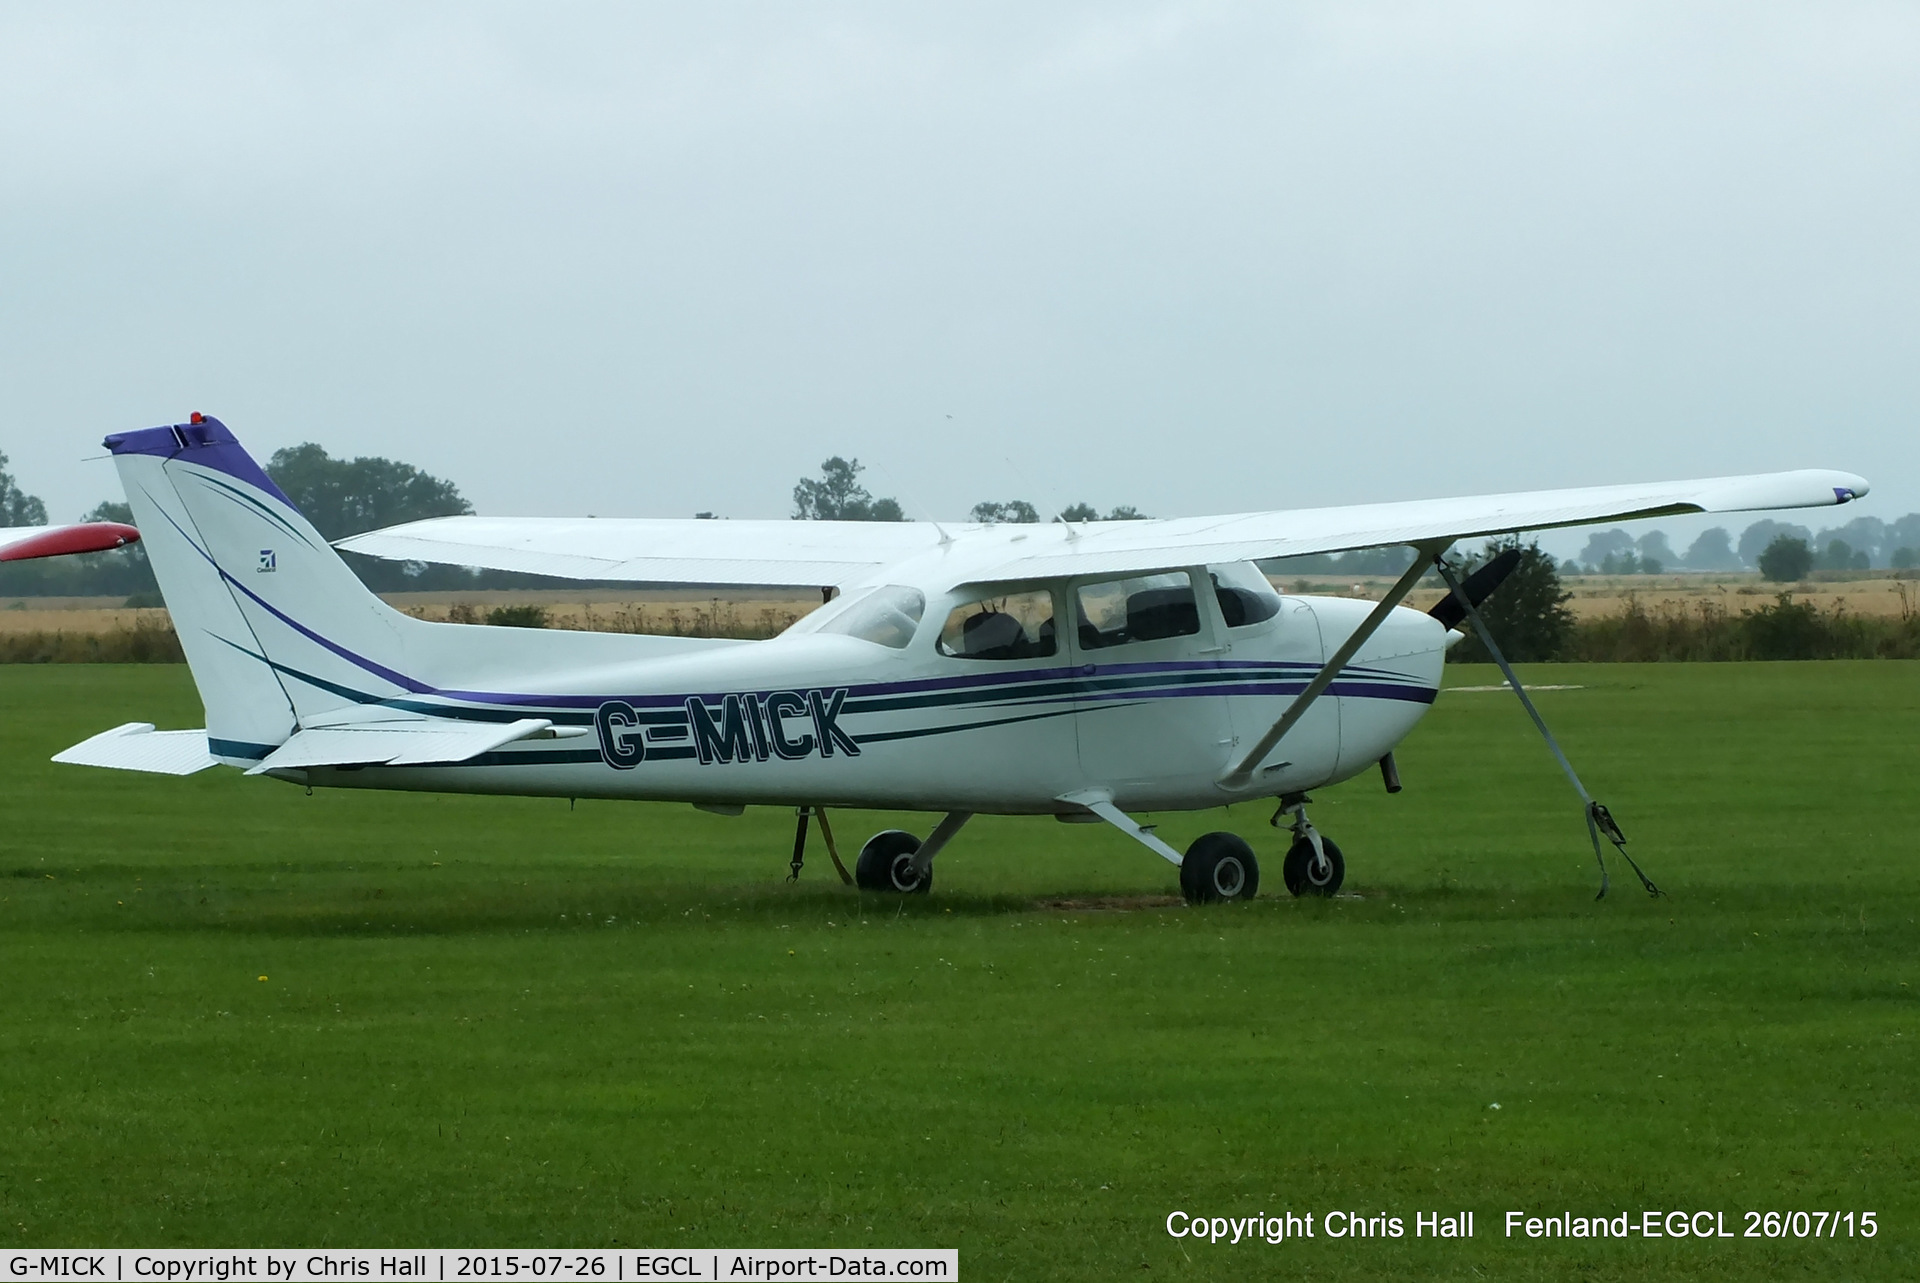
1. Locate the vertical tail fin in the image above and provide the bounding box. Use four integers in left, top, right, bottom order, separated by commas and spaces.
107, 417, 420, 765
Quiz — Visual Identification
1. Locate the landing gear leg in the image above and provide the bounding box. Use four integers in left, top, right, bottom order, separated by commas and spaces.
907, 811, 972, 882
1274, 795, 1345, 897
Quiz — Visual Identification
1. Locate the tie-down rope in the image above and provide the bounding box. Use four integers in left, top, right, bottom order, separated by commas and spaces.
1433, 555, 1661, 900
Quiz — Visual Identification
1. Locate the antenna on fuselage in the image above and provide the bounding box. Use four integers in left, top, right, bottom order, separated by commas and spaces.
989, 454, 1084, 542
867, 457, 953, 546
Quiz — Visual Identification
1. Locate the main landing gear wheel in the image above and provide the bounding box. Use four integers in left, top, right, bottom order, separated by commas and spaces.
1283, 836, 1345, 897
1180, 831, 1260, 904
855, 829, 931, 895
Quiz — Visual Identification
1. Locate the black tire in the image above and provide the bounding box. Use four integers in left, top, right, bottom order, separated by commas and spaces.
1179, 831, 1260, 904
1283, 835, 1345, 897
855, 829, 931, 894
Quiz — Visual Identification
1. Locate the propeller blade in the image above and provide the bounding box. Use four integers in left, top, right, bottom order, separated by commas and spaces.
1428, 548, 1521, 630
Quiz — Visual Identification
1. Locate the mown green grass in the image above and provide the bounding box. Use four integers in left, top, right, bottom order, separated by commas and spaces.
2, 663, 1915, 1279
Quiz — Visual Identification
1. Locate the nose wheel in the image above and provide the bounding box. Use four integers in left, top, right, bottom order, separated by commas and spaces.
1283, 834, 1345, 896
1274, 796, 1345, 897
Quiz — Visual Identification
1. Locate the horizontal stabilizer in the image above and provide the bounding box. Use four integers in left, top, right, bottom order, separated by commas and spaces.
244, 717, 574, 775
53, 722, 219, 775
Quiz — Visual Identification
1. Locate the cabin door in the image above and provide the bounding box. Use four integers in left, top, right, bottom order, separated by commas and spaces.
1220, 595, 1341, 793
1070, 568, 1235, 800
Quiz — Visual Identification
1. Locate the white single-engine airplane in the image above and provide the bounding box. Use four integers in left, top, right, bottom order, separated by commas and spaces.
54, 415, 1867, 902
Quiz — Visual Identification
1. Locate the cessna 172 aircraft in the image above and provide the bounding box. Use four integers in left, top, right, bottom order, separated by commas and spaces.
53, 416, 1867, 902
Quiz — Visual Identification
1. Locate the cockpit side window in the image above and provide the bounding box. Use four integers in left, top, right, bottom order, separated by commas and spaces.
936, 588, 1058, 661
1209, 562, 1282, 628
1074, 571, 1200, 650
816, 585, 926, 649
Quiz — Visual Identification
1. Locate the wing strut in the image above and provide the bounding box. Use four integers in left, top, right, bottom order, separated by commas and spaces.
1432, 556, 1661, 900
1219, 544, 1448, 790
1059, 789, 1185, 866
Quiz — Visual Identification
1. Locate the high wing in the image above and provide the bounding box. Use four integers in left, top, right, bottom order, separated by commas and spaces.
336, 516, 955, 589
0, 521, 142, 562
965, 468, 1868, 583
337, 468, 1868, 590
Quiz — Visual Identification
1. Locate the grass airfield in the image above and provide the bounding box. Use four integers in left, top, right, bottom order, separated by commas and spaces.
2, 663, 1915, 1279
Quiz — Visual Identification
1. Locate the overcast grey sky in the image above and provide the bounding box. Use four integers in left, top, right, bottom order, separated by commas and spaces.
3, 2, 1914, 548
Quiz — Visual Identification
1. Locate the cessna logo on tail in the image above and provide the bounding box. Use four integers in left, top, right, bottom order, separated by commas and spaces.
594, 688, 860, 769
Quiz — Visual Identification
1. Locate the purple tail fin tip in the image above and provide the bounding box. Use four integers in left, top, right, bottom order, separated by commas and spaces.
103, 416, 294, 509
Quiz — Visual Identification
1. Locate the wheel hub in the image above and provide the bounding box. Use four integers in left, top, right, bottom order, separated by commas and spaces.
1213, 859, 1245, 898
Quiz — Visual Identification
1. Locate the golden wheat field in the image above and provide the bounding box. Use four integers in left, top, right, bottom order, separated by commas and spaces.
1, 573, 1914, 639
1320, 573, 1919, 620
0, 588, 824, 638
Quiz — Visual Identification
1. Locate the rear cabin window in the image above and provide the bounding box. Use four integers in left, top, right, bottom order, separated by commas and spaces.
1075, 571, 1200, 650
1209, 562, 1282, 627
936, 589, 1057, 661
816, 585, 926, 649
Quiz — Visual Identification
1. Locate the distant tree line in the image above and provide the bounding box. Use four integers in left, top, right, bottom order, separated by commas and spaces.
0, 450, 49, 526
1266, 516, 1920, 581
789, 456, 1147, 523
1561, 516, 1920, 576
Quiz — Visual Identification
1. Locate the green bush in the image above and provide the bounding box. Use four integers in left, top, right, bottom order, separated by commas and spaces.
1444, 538, 1574, 663
1758, 534, 1814, 583
484, 604, 550, 629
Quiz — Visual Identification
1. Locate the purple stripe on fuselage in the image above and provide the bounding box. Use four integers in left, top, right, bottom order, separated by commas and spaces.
429, 660, 1432, 711
829, 656, 1413, 702
1073, 679, 1435, 705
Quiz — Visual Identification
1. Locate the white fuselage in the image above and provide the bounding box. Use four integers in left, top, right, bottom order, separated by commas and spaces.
301, 577, 1448, 816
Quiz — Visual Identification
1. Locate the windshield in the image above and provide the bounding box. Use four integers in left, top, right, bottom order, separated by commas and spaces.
1210, 562, 1282, 627
815, 585, 926, 649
